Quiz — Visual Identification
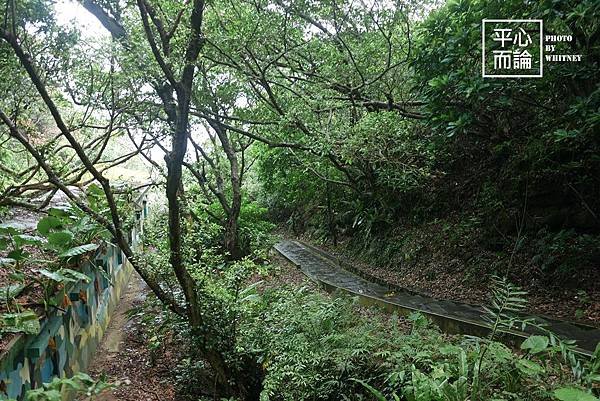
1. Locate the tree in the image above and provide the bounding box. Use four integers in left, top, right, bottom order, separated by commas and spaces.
0, 0, 251, 395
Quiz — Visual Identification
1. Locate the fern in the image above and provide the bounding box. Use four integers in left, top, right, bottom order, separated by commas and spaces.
482, 275, 529, 338
473, 275, 528, 400
483, 277, 595, 386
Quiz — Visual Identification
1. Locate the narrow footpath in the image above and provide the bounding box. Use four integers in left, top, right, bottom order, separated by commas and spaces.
274, 239, 600, 355
87, 273, 176, 401
87, 273, 144, 401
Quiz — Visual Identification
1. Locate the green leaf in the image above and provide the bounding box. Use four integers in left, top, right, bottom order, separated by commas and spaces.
86, 183, 104, 197
350, 379, 387, 401
47, 206, 71, 218
521, 335, 550, 354
487, 342, 512, 362
0, 283, 26, 299
14, 234, 44, 247
0, 310, 40, 335
0, 257, 16, 266
38, 268, 90, 284
58, 243, 99, 258
516, 358, 545, 375
47, 231, 73, 248
60, 268, 91, 283
25, 388, 62, 401
9, 272, 25, 282
38, 268, 70, 283
552, 129, 580, 143
553, 388, 598, 401
7, 248, 29, 261
37, 216, 62, 235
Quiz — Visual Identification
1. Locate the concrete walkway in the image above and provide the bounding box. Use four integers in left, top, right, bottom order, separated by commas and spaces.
274, 239, 600, 355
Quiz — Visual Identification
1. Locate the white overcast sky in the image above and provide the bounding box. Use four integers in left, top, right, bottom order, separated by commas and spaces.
54, 0, 108, 39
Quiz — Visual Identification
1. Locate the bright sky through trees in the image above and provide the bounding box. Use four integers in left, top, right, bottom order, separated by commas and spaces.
55, 0, 107, 39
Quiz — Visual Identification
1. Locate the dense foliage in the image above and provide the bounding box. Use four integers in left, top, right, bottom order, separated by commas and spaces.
255, 0, 600, 290
241, 288, 599, 401
0, 0, 598, 399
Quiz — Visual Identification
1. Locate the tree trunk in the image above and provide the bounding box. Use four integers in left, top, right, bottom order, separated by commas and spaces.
224, 211, 242, 259
212, 122, 243, 259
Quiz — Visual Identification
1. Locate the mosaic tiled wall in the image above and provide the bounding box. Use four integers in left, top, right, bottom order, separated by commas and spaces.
0, 206, 146, 400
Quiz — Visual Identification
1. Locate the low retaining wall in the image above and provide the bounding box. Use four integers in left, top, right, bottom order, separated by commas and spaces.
0, 210, 145, 400
274, 240, 600, 357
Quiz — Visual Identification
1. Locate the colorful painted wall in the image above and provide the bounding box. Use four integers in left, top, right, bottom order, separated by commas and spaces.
0, 207, 146, 400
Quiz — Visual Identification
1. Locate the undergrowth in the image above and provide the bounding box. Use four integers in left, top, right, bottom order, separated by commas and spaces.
175, 277, 599, 401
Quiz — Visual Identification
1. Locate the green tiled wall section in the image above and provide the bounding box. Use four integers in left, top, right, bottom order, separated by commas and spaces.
0, 207, 146, 400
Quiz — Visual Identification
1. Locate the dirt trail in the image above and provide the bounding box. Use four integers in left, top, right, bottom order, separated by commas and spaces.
86, 271, 176, 401
86, 273, 151, 401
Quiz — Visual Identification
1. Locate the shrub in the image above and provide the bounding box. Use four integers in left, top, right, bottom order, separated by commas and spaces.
236, 286, 598, 401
